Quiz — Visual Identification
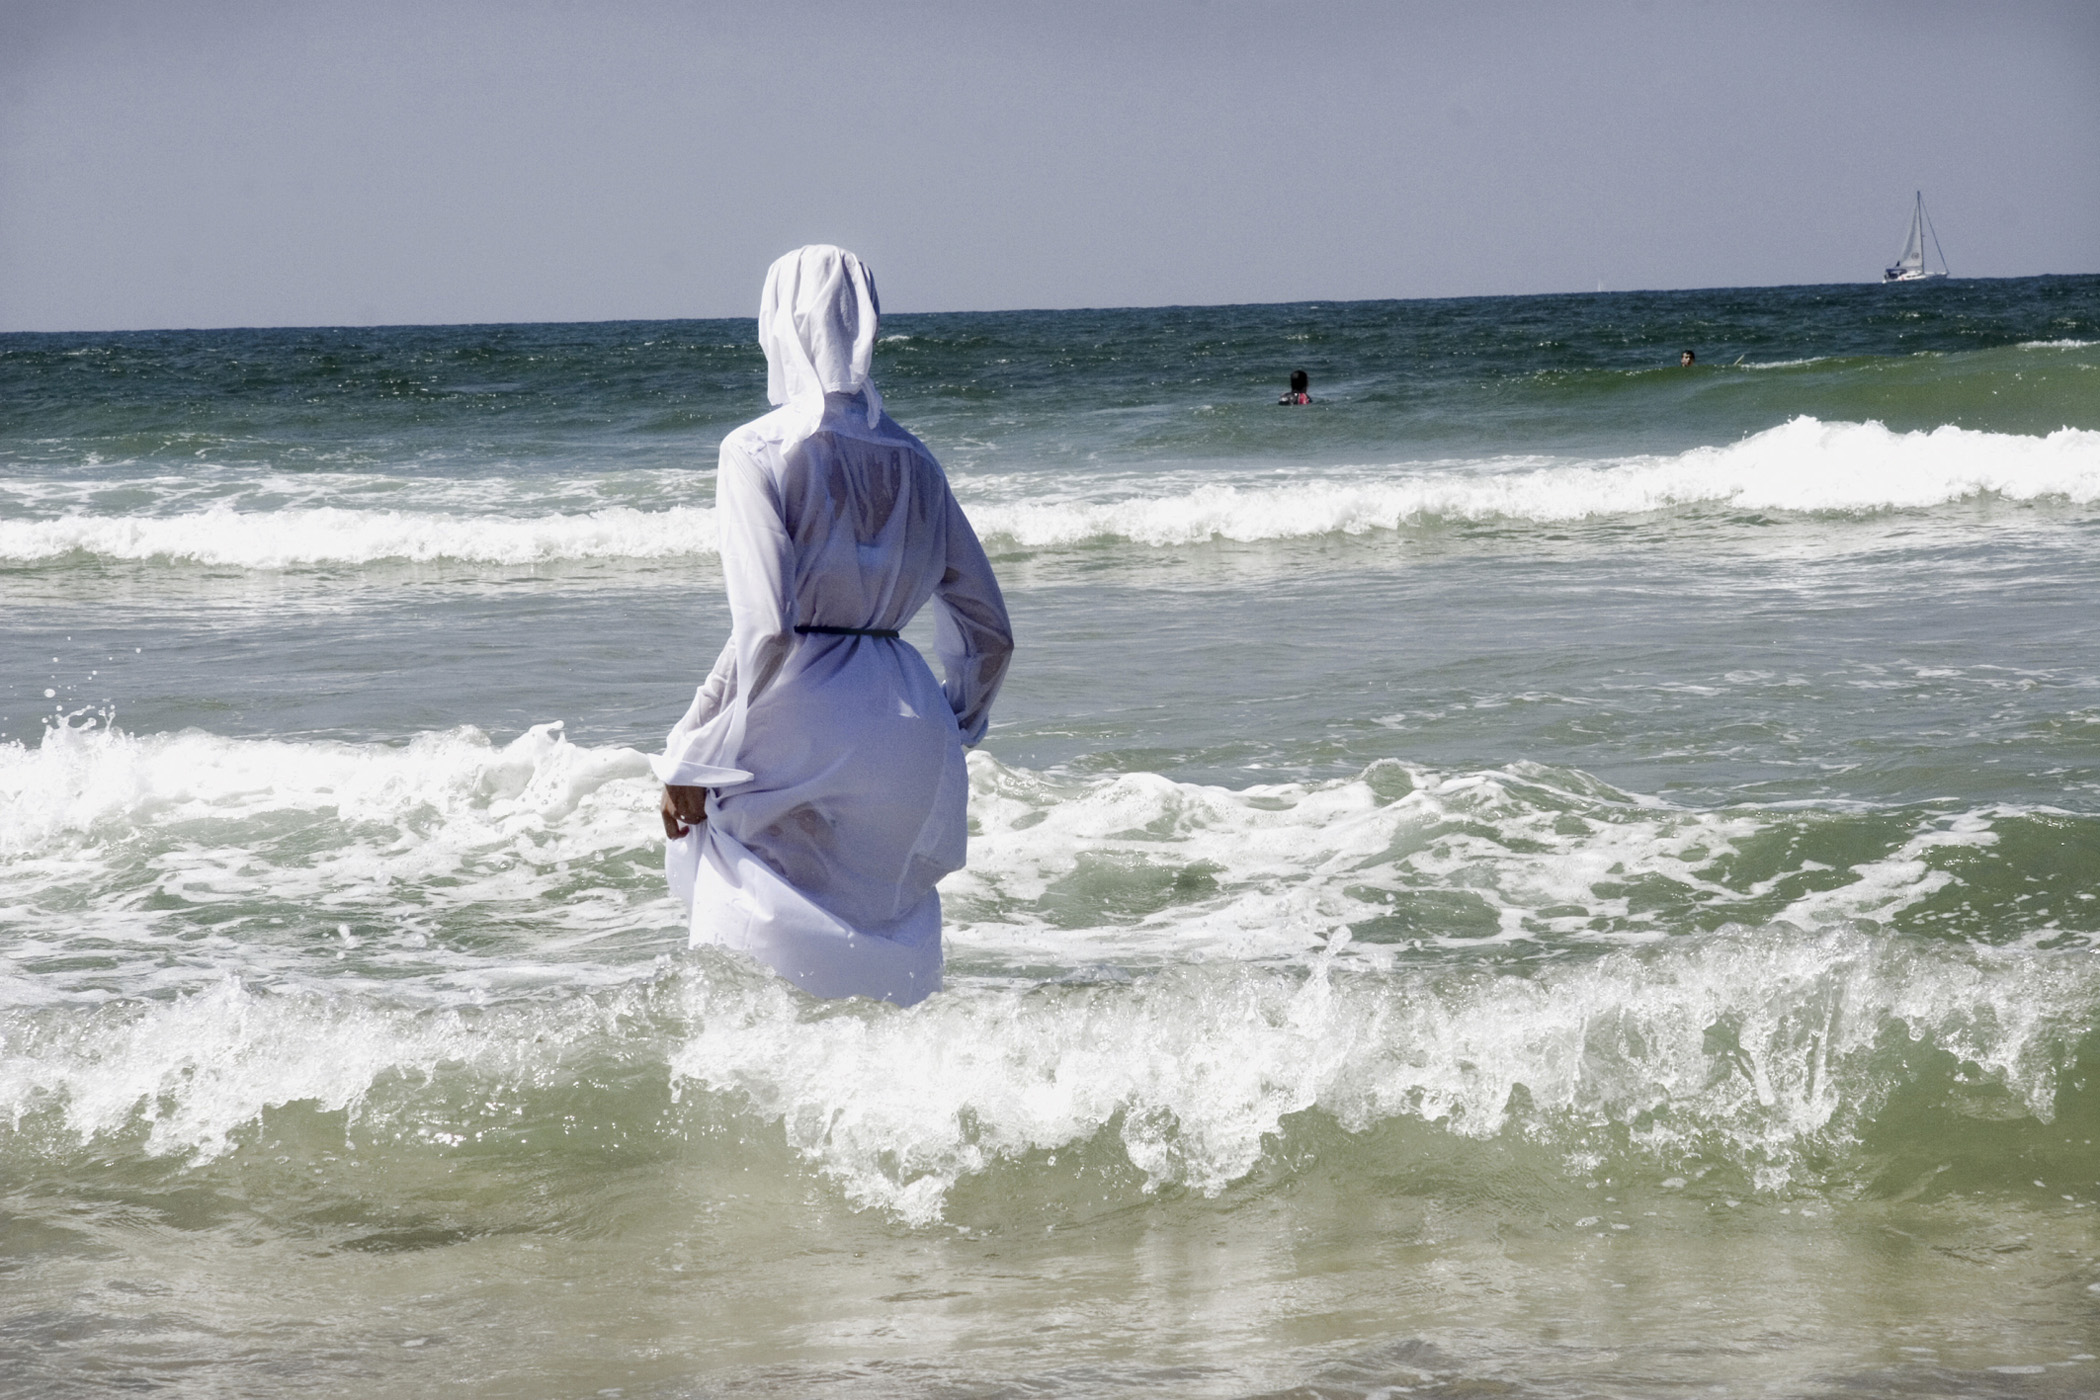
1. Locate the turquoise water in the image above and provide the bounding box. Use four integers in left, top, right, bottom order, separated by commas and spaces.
4, 276, 2100, 1397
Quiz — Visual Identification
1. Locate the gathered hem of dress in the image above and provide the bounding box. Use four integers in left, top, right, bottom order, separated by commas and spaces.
667, 826, 943, 1008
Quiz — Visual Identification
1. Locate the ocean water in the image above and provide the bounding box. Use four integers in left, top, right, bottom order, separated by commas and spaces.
4, 276, 2100, 1398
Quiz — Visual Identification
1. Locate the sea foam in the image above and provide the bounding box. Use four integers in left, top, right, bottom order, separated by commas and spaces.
674, 924, 2096, 1222
0, 718, 664, 1002
3, 723, 2094, 1216
0, 503, 719, 567
3, 724, 2031, 992
949, 754, 2033, 964
7, 920, 2084, 1223
968, 419, 2100, 547
0, 723, 2059, 999
0, 418, 2093, 567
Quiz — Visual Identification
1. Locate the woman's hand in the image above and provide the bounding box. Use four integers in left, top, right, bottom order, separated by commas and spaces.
661, 784, 709, 839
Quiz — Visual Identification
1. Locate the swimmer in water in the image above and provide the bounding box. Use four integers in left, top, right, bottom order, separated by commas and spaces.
1279, 369, 1311, 405
1680, 349, 1696, 367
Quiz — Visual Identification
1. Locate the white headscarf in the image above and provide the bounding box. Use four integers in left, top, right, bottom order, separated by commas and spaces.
758, 244, 884, 443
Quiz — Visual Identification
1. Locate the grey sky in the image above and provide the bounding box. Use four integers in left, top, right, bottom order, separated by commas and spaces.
2, 0, 2095, 331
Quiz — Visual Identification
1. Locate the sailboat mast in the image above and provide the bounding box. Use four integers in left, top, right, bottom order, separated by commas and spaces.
1889, 192, 1948, 281
1882, 191, 1947, 282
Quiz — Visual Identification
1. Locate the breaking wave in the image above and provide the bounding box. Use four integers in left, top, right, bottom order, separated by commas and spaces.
0, 503, 719, 567
970, 418, 2100, 547
1, 418, 2094, 567
3, 926, 2093, 1228
675, 926, 2100, 1223
7, 722, 2083, 989
4, 721, 2097, 1225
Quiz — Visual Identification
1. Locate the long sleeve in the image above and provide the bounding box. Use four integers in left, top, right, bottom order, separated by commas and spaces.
651, 637, 737, 786
932, 488, 1013, 746
651, 438, 795, 789
717, 439, 796, 712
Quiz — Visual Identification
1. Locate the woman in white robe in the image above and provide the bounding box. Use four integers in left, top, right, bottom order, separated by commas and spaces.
654, 245, 1013, 1007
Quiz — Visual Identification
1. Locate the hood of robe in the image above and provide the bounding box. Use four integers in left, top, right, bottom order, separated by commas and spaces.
758, 244, 884, 440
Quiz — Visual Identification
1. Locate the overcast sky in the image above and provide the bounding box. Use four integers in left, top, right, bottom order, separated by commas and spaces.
2, 0, 2096, 331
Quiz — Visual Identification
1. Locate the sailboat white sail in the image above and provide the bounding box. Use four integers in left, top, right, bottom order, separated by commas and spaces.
1883, 192, 1949, 283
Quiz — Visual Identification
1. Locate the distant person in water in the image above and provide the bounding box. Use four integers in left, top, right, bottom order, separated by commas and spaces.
1680, 349, 1696, 367
1279, 369, 1311, 405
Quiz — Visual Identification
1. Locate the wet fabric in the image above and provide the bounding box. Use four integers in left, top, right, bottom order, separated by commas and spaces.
654, 246, 1013, 1006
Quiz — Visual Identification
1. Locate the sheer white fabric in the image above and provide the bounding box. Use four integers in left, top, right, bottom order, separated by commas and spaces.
759, 243, 884, 438
655, 246, 1013, 1007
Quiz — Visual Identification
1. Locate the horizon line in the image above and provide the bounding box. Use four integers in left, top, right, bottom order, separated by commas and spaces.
3, 270, 2094, 338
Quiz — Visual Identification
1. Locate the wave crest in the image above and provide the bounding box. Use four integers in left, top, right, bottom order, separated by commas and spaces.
675, 926, 2095, 1223
0, 503, 719, 566
1, 419, 2093, 566
971, 419, 2100, 547
3, 725, 2096, 1220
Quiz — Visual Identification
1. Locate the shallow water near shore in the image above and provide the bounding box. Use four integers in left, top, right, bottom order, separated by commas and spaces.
5, 276, 2100, 1396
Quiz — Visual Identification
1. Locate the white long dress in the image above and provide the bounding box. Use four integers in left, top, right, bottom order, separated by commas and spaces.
654, 389, 1013, 1006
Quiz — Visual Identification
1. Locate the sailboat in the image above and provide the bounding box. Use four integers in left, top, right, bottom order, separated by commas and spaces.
1882, 191, 1949, 283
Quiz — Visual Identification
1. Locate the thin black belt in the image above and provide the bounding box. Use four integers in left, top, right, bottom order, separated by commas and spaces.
794, 624, 901, 639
